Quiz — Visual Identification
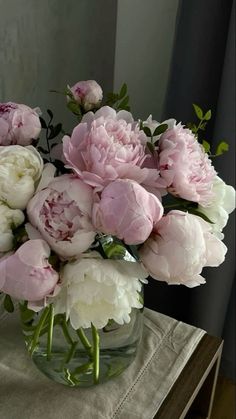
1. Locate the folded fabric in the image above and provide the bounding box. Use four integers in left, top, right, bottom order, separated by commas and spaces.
0, 307, 205, 419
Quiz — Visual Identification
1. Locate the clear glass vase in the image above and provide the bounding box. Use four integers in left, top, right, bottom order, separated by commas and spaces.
19, 303, 143, 387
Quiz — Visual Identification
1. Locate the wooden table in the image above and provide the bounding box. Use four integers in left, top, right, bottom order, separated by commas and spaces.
154, 334, 223, 419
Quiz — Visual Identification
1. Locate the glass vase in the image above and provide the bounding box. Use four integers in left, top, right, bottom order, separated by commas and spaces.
19, 302, 143, 387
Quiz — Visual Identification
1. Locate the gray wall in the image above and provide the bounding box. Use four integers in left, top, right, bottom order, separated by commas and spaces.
0, 0, 179, 125
0, 0, 117, 131
114, 0, 179, 120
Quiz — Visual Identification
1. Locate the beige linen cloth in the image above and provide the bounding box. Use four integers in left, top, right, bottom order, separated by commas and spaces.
0, 307, 205, 419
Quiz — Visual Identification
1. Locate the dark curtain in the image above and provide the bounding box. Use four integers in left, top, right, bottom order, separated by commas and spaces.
145, 0, 235, 380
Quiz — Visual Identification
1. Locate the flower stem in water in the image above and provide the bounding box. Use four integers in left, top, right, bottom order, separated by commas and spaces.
91, 323, 100, 384
47, 305, 54, 360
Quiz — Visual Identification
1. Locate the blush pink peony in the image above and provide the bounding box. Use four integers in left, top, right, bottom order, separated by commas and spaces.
63, 106, 164, 191
0, 239, 58, 301
158, 124, 216, 206
92, 179, 164, 244
68, 80, 103, 111
27, 174, 96, 258
0, 102, 41, 146
139, 210, 227, 287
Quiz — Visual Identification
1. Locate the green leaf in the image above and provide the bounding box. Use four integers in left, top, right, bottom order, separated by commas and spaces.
193, 103, 203, 120
67, 101, 81, 116
202, 140, 211, 153
39, 117, 47, 129
187, 208, 214, 224
204, 109, 212, 121
146, 142, 155, 153
122, 105, 130, 111
143, 126, 152, 137
153, 123, 168, 137
186, 122, 197, 133
103, 243, 126, 259
216, 141, 229, 156
19, 303, 35, 324
118, 95, 129, 109
199, 121, 207, 131
4, 295, 14, 313
119, 83, 127, 99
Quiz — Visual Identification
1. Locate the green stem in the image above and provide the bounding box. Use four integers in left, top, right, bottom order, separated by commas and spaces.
29, 307, 50, 355
65, 341, 78, 364
91, 323, 100, 384
76, 328, 93, 357
47, 305, 54, 361
61, 318, 74, 345
72, 362, 93, 376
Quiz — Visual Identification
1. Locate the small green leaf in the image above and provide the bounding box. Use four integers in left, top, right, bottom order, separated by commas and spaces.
67, 101, 81, 116
146, 142, 155, 153
143, 126, 152, 137
119, 83, 127, 99
193, 103, 203, 120
4, 295, 14, 313
199, 121, 207, 131
138, 293, 144, 305
202, 140, 211, 153
204, 109, 212, 121
153, 123, 168, 137
187, 208, 214, 224
186, 122, 197, 133
118, 95, 129, 109
216, 141, 229, 156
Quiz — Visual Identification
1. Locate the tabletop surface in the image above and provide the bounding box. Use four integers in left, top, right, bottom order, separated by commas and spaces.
0, 308, 209, 419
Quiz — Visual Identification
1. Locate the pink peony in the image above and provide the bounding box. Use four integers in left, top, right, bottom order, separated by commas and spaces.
158, 124, 216, 206
139, 210, 227, 287
63, 106, 165, 191
68, 80, 103, 111
27, 174, 96, 258
0, 240, 59, 301
92, 179, 164, 245
0, 102, 41, 146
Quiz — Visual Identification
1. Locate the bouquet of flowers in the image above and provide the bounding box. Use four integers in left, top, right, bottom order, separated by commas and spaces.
0, 80, 235, 386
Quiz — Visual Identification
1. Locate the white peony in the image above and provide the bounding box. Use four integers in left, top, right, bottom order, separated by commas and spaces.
53, 253, 148, 329
139, 210, 227, 288
0, 145, 43, 209
0, 202, 24, 252
198, 176, 235, 238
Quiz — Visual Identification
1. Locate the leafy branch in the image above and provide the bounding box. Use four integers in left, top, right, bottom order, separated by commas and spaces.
187, 103, 229, 157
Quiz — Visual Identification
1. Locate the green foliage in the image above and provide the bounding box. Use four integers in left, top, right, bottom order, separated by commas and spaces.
215, 141, 229, 156
153, 123, 168, 137
193, 103, 203, 120
190, 103, 212, 135
202, 140, 211, 153
105, 83, 130, 111
3, 295, 14, 313
143, 126, 152, 137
